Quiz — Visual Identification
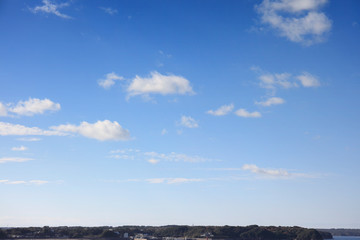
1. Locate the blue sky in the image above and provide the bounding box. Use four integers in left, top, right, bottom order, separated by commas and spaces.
1, 0, 360, 228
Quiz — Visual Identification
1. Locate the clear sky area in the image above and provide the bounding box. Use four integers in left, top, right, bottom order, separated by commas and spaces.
1, 0, 360, 228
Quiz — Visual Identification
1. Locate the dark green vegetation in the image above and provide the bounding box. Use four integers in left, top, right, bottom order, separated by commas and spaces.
0, 225, 333, 240
318, 229, 360, 237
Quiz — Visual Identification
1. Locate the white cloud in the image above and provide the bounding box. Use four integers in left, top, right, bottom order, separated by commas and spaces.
296, 72, 321, 87
30, 0, 72, 19
11, 146, 28, 151
179, 116, 199, 128
51, 120, 131, 141
100, 7, 118, 15
146, 178, 203, 184
207, 103, 234, 116
255, 97, 285, 106
242, 164, 311, 178
235, 109, 262, 118
0, 157, 33, 164
98, 72, 124, 89
256, 0, 331, 45
127, 71, 194, 98
147, 159, 160, 164
9, 98, 60, 116
0, 122, 64, 136
0, 102, 7, 116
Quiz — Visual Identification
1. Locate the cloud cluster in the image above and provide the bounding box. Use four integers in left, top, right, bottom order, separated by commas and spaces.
51, 120, 131, 141
98, 72, 124, 89
30, 0, 72, 19
0, 98, 61, 117
256, 0, 332, 45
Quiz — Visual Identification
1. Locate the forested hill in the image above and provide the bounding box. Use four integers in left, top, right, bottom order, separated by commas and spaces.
0, 225, 332, 240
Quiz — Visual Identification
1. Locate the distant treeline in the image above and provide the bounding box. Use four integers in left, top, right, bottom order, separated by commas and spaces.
0, 225, 333, 240
318, 229, 360, 236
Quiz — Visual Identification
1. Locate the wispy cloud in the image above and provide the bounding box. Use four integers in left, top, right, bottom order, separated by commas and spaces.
30, 0, 72, 19
0, 157, 33, 164
256, 0, 332, 45
98, 72, 124, 89
0, 179, 49, 185
0, 98, 60, 117
255, 97, 285, 107
178, 116, 199, 128
252, 67, 321, 93
0, 122, 64, 136
51, 120, 131, 141
11, 146, 28, 151
0, 103, 7, 116
235, 109, 261, 118
100, 7, 118, 15
17, 137, 42, 142
242, 164, 314, 179
146, 178, 203, 184
109, 149, 218, 163
207, 103, 234, 116
127, 71, 194, 98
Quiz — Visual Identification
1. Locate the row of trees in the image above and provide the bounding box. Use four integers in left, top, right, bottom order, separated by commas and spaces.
0, 225, 332, 240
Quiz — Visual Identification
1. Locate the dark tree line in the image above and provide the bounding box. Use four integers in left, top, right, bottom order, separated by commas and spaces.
0, 225, 333, 240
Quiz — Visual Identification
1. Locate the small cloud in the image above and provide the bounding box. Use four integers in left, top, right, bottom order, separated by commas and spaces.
127, 71, 194, 98
255, 97, 285, 107
0, 157, 33, 164
7, 98, 60, 116
179, 116, 199, 128
296, 72, 320, 87
235, 109, 261, 118
11, 146, 28, 151
147, 159, 160, 164
30, 0, 72, 19
242, 164, 313, 179
98, 72, 124, 89
256, 0, 332, 45
161, 128, 168, 135
100, 7, 118, 15
207, 103, 234, 116
146, 178, 166, 184
51, 120, 131, 141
